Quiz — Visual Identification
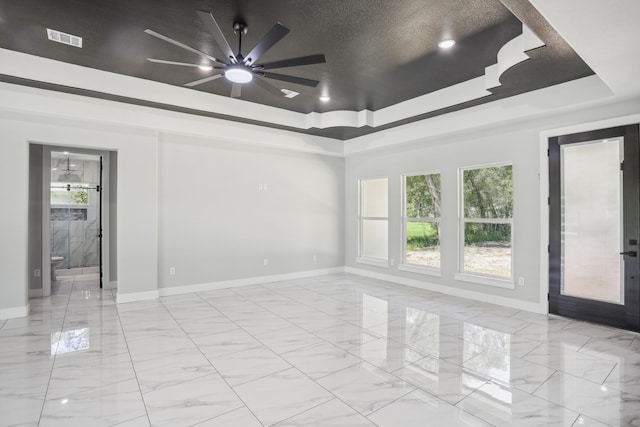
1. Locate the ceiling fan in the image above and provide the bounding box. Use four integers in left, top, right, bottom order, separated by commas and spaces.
145, 10, 326, 98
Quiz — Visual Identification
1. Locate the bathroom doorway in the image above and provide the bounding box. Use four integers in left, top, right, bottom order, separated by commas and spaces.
50, 152, 103, 287
27, 144, 117, 298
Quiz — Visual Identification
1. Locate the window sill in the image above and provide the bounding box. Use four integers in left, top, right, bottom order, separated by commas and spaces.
455, 273, 514, 289
356, 257, 389, 268
398, 264, 442, 277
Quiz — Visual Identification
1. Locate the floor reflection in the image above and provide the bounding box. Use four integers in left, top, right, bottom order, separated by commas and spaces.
51, 328, 90, 355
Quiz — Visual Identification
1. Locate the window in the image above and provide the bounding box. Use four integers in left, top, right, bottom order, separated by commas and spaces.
401, 173, 441, 273
458, 164, 513, 286
51, 183, 90, 205
358, 177, 388, 266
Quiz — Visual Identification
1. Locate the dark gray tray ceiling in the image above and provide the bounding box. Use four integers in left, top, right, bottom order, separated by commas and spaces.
0, 0, 593, 140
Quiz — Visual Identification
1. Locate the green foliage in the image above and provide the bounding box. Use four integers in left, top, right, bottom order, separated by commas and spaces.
406, 174, 440, 218
71, 190, 89, 205
464, 223, 511, 246
463, 165, 512, 219
406, 222, 439, 250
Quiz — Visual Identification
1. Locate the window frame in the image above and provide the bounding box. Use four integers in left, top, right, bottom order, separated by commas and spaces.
357, 176, 389, 268
400, 171, 442, 276
456, 162, 514, 288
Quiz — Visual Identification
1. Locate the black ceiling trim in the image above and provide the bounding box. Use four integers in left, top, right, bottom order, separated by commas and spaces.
0, 74, 315, 137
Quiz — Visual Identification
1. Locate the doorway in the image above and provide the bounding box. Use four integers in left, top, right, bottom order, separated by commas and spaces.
50, 151, 104, 287
28, 144, 117, 298
548, 124, 640, 331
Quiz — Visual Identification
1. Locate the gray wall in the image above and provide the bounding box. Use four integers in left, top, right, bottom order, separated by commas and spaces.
157, 134, 345, 288
346, 126, 549, 304
109, 151, 118, 282
28, 144, 43, 290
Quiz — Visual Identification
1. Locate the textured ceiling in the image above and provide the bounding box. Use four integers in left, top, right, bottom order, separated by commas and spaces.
0, 0, 593, 140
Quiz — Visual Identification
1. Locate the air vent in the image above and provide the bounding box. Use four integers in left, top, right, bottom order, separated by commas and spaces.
280, 88, 300, 99
47, 28, 83, 48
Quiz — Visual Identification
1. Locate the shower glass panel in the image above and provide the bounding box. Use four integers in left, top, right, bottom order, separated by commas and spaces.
50, 153, 101, 271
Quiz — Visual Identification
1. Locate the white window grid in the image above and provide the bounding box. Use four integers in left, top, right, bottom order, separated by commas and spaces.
357, 177, 389, 266
457, 162, 514, 284
401, 172, 441, 272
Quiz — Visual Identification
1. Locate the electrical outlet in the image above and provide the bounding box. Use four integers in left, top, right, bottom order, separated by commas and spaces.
34, 269, 41, 278
263, 183, 268, 191
313, 254, 317, 262
518, 277, 525, 286
169, 267, 176, 276
263, 258, 268, 266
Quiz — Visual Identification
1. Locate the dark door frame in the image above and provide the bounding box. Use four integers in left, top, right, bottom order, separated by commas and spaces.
548, 124, 640, 331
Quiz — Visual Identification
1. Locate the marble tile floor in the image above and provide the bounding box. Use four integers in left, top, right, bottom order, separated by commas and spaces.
2, 273, 640, 426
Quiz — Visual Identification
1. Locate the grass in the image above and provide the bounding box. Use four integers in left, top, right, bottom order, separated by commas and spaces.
406, 222, 438, 250
406, 222, 510, 251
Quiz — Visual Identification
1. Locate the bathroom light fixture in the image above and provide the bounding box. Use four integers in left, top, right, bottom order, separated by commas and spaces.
438, 39, 456, 49
319, 96, 330, 102
225, 65, 253, 83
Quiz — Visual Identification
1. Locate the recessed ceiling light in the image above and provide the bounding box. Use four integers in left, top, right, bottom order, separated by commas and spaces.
70, 164, 76, 167
319, 96, 331, 102
52, 168, 58, 171
438, 39, 456, 49
63, 152, 69, 154
198, 64, 213, 71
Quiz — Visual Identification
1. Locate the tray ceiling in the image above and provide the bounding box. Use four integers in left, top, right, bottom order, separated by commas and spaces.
0, 0, 593, 140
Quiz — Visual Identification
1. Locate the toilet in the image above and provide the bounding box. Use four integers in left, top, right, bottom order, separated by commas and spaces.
51, 256, 65, 281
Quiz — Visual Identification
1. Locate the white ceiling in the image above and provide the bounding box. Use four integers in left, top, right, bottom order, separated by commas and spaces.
529, 0, 640, 97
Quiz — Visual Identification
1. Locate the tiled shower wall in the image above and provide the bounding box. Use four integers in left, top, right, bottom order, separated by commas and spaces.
50, 156, 100, 269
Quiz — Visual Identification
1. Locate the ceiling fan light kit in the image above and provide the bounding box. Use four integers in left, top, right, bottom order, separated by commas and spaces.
145, 10, 326, 99
225, 65, 253, 83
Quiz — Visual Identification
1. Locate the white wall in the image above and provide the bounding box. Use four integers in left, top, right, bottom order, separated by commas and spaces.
0, 114, 159, 314
157, 134, 344, 289
344, 98, 640, 313
0, 82, 343, 316
2, 77, 640, 318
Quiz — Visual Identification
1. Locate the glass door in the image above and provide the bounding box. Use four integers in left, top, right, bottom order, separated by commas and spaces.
549, 125, 640, 331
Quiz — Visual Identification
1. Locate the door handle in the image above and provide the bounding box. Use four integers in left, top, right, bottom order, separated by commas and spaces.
620, 251, 638, 257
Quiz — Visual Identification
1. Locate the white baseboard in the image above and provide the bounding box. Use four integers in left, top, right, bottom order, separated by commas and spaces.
0, 303, 30, 320
158, 267, 345, 297
29, 289, 43, 298
117, 290, 160, 304
345, 267, 547, 314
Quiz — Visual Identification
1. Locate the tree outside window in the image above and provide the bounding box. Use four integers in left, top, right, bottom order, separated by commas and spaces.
460, 164, 513, 279
403, 173, 441, 270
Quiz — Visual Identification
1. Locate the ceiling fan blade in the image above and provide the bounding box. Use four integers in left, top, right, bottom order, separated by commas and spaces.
184, 74, 223, 87
196, 10, 236, 62
244, 23, 290, 65
230, 83, 242, 98
144, 29, 225, 65
258, 54, 326, 70
147, 58, 200, 68
253, 77, 283, 97
262, 72, 319, 87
